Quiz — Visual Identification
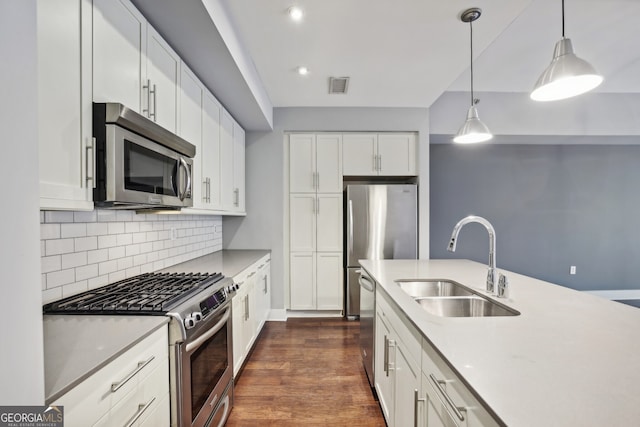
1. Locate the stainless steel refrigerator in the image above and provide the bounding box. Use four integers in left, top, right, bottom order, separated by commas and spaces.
345, 184, 418, 318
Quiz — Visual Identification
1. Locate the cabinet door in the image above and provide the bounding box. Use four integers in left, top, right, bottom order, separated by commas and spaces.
220, 110, 235, 211
316, 194, 343, 252
315, 253, 343, 310
243, 279, 256, 354
290, 253, 315, 310
38, 0, 93, 210
289, 134, 316, 193
375, 311, 394, 424
289, 194, 316, 252
146, 25, 179, 133
232, 287, 246, 377
178, 64, 204, 207
93, 0, 146, 112
202, 92, 222, 209
342, 134, 377, 175
233, 121, 246, 212
395, 344, 421, 427
377, 133, 417, 176
315, 134, 342, 193
255, 259, 271, 331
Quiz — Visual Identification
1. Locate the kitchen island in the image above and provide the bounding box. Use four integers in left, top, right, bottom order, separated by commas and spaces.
360, 259, 640, 426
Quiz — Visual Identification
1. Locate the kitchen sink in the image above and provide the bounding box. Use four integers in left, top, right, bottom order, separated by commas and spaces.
396, 279, 474, 297
395, 278, 519, 317
414, 295, 519, 317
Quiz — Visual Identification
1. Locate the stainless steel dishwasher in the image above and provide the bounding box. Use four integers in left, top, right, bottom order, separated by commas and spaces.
359, 269, 376, 388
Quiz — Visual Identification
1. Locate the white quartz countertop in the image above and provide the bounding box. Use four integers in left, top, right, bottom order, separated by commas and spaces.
359, 259, 640, 427
160, 249, 270, 277
43, 315, 168, 404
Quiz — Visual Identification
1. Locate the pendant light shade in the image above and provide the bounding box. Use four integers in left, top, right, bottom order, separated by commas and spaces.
530, 1, 602, 101
454, 105, 493, 143
453, 8, 492, 144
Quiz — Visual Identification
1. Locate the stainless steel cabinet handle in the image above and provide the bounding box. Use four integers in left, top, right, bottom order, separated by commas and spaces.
378, 154, 382, 172
111, 356, 155, 392
142, 79, 151, 117
316, 172, 320, 190
316, 197, 320, 214
414, 389, 426, 427
373, 154, 377, 172
263, 276, 268, 294
429, 373, 466, 422
248, 271, 256, 278
312, 172, 316, 190
124, 396, 156, 427
150, 84, 157, 121
387, 339, 396, 372
86, 137, 95, 187
234, 188, 239, 207
383, 335, 389, 376
203, 179, 208, 202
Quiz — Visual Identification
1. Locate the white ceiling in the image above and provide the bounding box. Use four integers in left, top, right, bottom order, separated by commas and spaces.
131, 0, 640, 130
224, 0, 640, 108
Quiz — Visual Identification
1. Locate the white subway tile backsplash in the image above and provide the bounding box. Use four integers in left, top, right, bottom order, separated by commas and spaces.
41, 212, 222, 300
45, 211, 74, 223
108, 222, 125, 235
74, 236, 98, 251
41, 223, 61, 240
61, 252, 87, 269
46, 238, 75, 256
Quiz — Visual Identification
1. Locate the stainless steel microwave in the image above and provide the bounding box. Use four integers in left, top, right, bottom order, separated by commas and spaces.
93, 103, 194, 210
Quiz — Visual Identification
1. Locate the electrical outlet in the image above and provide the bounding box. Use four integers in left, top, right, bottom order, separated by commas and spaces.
170, 227, 177, 241
570, 266, 576, 275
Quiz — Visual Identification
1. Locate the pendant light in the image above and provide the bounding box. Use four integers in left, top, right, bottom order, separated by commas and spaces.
530, 0, 602, 101
453, 8, 493, 144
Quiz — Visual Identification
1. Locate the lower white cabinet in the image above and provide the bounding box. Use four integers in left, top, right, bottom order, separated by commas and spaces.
232, 254, 271, 377
290, 252, 342, 310
374, 287, 421, 427
52, 326, 169, 427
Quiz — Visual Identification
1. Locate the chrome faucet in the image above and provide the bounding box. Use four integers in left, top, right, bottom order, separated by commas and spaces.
447, 215, 507, 297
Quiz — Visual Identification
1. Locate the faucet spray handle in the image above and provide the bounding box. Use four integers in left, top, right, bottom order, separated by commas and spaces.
497, 273, 509, 298
486, 268, 496, 294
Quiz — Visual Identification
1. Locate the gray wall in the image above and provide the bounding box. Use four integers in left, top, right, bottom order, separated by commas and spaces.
430, 143, 640, 291
224, 106, 430, 310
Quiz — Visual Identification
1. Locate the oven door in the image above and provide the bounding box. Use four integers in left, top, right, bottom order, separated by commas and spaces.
177, 304, 233, 427
103, 124, 192, 207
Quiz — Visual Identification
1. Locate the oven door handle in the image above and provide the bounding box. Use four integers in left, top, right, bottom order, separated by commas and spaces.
185, 307, 230, 353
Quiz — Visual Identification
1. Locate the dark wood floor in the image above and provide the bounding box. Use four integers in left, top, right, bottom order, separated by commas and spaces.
225, 318, 386, 426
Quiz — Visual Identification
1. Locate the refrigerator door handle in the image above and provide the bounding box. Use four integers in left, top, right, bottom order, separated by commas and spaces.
348, 199, 354, 256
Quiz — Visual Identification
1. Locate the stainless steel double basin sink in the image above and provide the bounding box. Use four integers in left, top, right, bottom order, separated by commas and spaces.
395, 279, 520, 317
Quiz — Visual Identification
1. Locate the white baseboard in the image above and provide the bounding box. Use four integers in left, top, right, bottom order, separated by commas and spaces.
285, 310, 343, 318
584, 289, 640, 300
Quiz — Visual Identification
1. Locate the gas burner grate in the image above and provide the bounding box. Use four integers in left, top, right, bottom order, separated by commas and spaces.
43, 272, 224, 315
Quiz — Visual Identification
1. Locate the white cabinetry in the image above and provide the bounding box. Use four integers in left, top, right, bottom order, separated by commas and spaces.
37, 0, 94, 210
52, 327, 169, 427
374, 287, 421, 427
343, 133, 416, 176
289, 134, 342, 193
220, 110, 245, 214
232, 254, 271, 377
288, 133, 343, 311
93, 0, 180, 133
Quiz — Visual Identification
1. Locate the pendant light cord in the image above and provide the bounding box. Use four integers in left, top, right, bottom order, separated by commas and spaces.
561, 0, 565, 38
469, 19, 474, 106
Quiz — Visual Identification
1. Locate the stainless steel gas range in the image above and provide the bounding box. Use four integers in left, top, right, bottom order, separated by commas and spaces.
43, 271, 238, 427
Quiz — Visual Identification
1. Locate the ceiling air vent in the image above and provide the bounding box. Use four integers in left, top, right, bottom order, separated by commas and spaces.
328, 77, 349, 94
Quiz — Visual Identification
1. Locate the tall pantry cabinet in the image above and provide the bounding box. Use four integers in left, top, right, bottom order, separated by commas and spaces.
289, 134, 343, 310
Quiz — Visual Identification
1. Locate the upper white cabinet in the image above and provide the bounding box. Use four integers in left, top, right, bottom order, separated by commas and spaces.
343, 133, 417, 176
93, 0, 179, 133
290, 134, 342, 193
201, 92, 222, 210
38, 0, 94, 211
220, 110, 246, 214
178, 63, 204, 207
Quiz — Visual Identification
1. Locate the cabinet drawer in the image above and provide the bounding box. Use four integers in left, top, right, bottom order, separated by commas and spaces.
422, 339, 500, 427
55, 327, 168, 427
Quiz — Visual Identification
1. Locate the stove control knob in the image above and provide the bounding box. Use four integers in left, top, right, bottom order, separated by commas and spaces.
191, 311, 203, 322
226, 284, 239, 293
184, 316, 196, 329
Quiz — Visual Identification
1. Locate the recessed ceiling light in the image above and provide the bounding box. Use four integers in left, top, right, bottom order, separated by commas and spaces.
297, 66, 309, 76
288, 6, 304, 21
